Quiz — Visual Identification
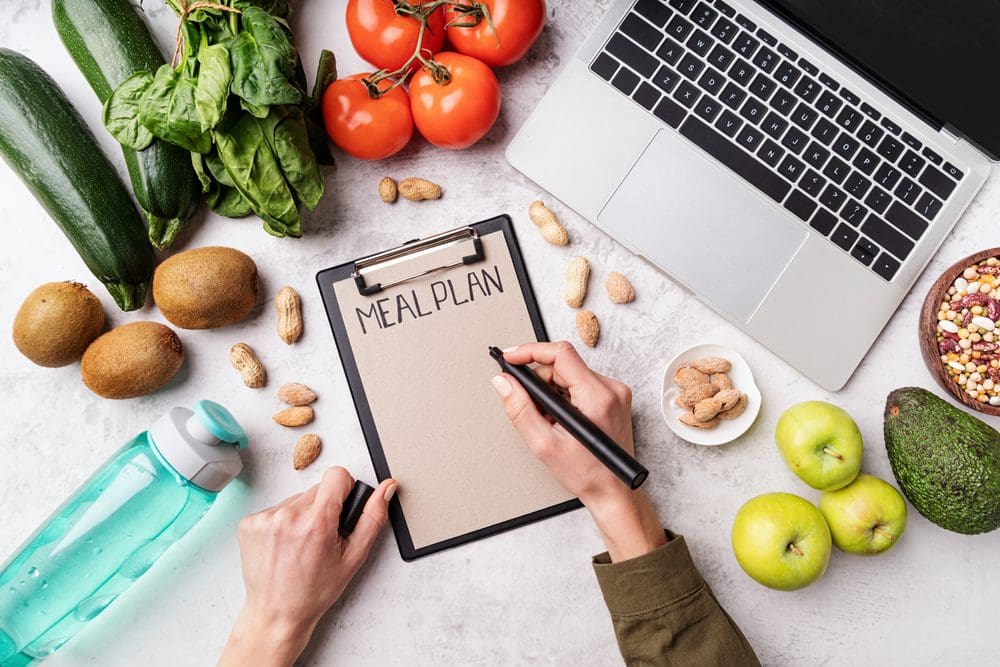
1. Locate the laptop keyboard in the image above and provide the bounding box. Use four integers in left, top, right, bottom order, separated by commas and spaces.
590, 0, 967, 282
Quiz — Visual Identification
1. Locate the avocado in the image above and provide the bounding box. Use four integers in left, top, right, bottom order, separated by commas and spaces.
884, 387, 1000, 535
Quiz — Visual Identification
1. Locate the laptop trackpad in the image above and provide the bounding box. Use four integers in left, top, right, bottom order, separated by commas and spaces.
598, 130, 807, 322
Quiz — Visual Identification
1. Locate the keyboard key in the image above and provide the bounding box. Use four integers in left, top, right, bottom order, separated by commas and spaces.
885, 201, 928, 239
921, 146, 943, 165
841, 199, 867, 226
715, 109, 743, 136
831, 223, 859, 250
670, 0, 697, 12
667, 15, 695, 40
839, 87, 860, 105
710, 17, 738, 43
720, 82, 747, 109
919, 165, 958, 200
800, 169, 826, 196
757, 139, 784, 167
686, 29, 715, 56
820, 73, 841, 91
852, 148, 879, 175
901, 131, 921, 149
894, 177, 920, 205
784, 190, 817, 220
694, 95, 722, 122
810, 208, 837, 235
832, 133, 860, 160
822, 157, 850, 184
715, 0, 736, 17
591, 53, 619, 81
692, 2, 718, 27
657, 37, 685, 65
851, 239, 876, 266
734, 13, 755, 30
898, 150, 925, 177
653, 96, 686, 127
835, 107, 863, 132
633, 81, 661, 110
678, 53, 705, 80
915, 191, 943, 221
732, 33, 759, 58
749, 73, 777, 100
843, 172, 870, 198
728, 59, 754, 85
860, 102, 881, 120
777, 44, 797, 60
652, 66, 681, 93
752, 47, 779, 73
756, 28, 777, 46
762, 111, 788, 139
873, 163, 901, 189
815, 91, 843, 117
707, 44, 735, 69
781, 126, 808, 154
876, 136, 904, 162
862, 214, 914, 260
769, 88, 797, 116
611, 68, 640, 94
778, 154, 805, 181
698, 67, 726, 95
803, 142, 830, 169
799, 58, 818, 76
607, 35, 658, 76
943, 162, 963, 180
811, 118, 839, 146
740, 97, 767, 124
673, 80, 701, 108
857, 120, 884, 148
872, 252, 901, 281
880, 118, 901, 135
773, 62, 801, 88
820, 184, 846, 211
864, 186, 892, 214
793, 76, 821, 103
679, 116, 791, 202
791, 103, 819, 130
622, 13, 664, 51
735, 125, 765, 151
635, 0, 671, 27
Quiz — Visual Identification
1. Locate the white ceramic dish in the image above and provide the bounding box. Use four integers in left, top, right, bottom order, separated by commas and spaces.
660, 343, 762, 446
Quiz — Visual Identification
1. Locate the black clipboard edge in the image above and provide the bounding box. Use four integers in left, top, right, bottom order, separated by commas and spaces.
316, 215, 583, 561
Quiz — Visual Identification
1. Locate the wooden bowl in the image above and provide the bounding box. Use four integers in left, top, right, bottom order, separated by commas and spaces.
919, 247, 1000, 417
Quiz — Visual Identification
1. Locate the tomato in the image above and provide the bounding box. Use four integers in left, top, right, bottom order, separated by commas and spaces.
409, 52, 501, 149
444, 0, 546, 67
322, 74, 414, 160
346, 0, 446, 72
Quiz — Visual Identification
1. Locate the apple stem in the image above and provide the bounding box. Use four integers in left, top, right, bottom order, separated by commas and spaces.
873, 526, 895, 541
822, 446, 845, 461
787, 543, 805, 557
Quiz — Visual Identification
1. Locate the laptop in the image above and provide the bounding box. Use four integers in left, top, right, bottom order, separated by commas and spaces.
507, 0, 996, 390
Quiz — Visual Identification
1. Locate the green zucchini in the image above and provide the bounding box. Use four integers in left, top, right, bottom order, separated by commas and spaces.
53, 0, 201, 250
0, 49, 153, 311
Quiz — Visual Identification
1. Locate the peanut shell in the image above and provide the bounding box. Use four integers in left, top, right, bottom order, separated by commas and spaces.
378, 177, 398, 203
564, 256, 591, 308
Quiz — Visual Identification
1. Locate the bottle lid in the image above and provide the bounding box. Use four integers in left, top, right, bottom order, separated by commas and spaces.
149, 400, 249, 492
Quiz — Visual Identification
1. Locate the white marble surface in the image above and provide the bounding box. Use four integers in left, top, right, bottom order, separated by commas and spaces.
1, 1, 999, 664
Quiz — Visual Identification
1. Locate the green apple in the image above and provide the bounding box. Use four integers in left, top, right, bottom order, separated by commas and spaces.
731, 492, 831, 591
819, 473, 907, 555
774, 401, 863, 491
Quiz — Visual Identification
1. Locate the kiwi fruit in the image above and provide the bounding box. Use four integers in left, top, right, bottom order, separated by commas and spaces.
13, 282, 105, 367
153, 246, 258, 329
81, 322, 183, 399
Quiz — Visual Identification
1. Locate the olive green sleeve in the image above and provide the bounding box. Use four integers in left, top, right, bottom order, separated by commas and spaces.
592, 532, 760, 667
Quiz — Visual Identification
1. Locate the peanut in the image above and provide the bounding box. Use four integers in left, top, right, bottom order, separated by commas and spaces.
378, 177, 398, 203
718, 393, 748, 420
564, 256, 591, 308
674, 365, 709, 389
680, 412, 720, 429
278, 382, 317, 406
693, 397, 724, 422
576, 310, 600, 348
676, 383, 719, 408
273, 405, 314, 427
293, 434, 322, 470
714, 388, 741, 411
605, 272, 636, 304
710, 373, 733, 391
529, 200, 569, 246
275, 286, 303, 345
230, 343, 265, 388
398, 177, 442, 201
691, 357, 732, 374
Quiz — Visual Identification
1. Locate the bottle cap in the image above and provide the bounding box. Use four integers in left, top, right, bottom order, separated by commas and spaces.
149, 400, 249, 492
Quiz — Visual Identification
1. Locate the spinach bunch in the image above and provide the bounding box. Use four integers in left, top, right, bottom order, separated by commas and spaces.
104, 0, 336, 238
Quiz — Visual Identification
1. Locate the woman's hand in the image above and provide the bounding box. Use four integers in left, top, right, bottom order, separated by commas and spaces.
492, 342, 666, 562
219, 468, 397, 667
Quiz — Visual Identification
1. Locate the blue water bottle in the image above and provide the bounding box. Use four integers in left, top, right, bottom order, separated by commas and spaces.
0, 400, 248, 664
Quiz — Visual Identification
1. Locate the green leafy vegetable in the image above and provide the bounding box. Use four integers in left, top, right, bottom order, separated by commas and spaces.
270, 107, 323, 210
230, 7, 301, 108
102, 72, 154, 150
195, 41, 232, 131
139, 64, 211, 153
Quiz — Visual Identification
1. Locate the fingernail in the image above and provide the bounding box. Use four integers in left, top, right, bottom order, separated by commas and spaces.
491, 375, 512, 397
502, 345, 518, 353
384, 483, 398, 502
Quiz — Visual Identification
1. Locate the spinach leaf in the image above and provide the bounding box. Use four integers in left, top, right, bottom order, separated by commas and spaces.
207, 182, 254, 217
195, 42, 232, 132
139, 64, 212, 154
234, 0, 291, 20
191, 152, 212, 192
205, 147, 235, 187
267, 107, 323, 210
240, 98, 269, 119
229, 7, 302, 108
304, 49, 337, 165
103, 72, 154, 151
309, 49, 338, 109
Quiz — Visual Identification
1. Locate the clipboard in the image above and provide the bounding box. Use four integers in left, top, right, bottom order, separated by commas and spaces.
316, 216, 581, 561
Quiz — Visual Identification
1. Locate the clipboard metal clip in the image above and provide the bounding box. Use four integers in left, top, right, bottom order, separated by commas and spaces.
352, 226, 484, 296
